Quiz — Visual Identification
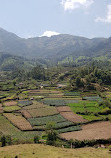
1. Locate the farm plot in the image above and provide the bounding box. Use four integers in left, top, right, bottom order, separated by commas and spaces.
21, 110, 32, 119
28, 114, 67, 126
47, 94, 64, 98
3, 101, 17, 106
56, 106, 72, 112
60, 112, 87, 123
29, 90, 62, 94
23, 101, 46, 110
0, 114, 40, 141
64, 92, 80, 96
60, 121, 111, 141
27, 106, 59, 118
18, 100, 32, 107
28, 90, 61, 97
42, 99, 79, 106
105, 92, 111, 100
33, 121, 76, 131
82, 96, 102, 101
3, 106, 21, 112
4, 113, 33, 131
0, 104, 3, 113
57, 125, 81, 134
68, 101, 104, 114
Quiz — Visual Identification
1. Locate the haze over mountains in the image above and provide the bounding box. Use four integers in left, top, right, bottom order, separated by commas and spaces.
0, 27, 111, 69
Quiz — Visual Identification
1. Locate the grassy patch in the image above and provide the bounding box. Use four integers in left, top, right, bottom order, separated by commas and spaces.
82, 115, 103, 121
3, 106, 21, 112
0, 144, 111, 158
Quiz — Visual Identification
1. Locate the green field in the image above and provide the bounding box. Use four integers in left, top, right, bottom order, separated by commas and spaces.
28, 114, 67, 126
3, 106, 21, 112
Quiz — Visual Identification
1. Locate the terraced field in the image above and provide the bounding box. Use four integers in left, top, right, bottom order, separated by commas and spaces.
3, 101, 17, 106
4, 113, 33, 131
0, 104, 3, 113
0, 88, 110, 145
0, 114, 40, 141
57, 106, 87, 123
27, 106, 59, 118
3, 106, 21, 112
60, 121, 111, 140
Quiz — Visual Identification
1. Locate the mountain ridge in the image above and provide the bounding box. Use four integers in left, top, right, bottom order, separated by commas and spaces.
0, 27, 110, 64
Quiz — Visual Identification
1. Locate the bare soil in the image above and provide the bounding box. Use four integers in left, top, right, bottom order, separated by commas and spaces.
56, 106, 72, 112
60, 121, 111, 140
21, 110, 32, 119
4, 101, 17, 106
60, 111, 87, 123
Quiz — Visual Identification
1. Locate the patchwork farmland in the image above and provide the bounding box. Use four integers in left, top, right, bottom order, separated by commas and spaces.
0, 88, 111, 144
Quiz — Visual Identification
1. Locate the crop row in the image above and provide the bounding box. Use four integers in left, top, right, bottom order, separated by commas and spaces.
3, 106, 21, 112
82, 96, 102, 101
42, 99, 79, 106
4, 113, 33, 131
28, 114, 67, 126
57, 125, 82, 133
27, 106, 59, 118
18, 100, 32, 107
64, 92, 80, 96
23, 101, 46, 110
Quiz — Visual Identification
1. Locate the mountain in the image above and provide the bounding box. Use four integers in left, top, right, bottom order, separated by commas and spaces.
0, 52, 39, 71
0, 27, 110, 65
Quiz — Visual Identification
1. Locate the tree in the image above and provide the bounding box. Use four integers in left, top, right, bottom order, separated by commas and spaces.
46, 122, 58, 145
34, 136, 39, 144
6, 135, 12, 145
1, 135, 6, 147
75, 77, 84, 88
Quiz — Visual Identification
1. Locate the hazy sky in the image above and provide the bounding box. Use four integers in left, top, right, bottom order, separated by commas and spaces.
0, 0, 111, 38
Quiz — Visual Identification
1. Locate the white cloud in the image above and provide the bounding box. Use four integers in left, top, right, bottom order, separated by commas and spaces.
40, 31, 60, 37
95, 5, 111, 23
61, 0, 94, 11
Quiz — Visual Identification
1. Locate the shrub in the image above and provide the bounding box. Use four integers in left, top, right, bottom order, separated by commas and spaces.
6, 135, 12, 145
1, 135, 6, 147
34, 136, 39, 144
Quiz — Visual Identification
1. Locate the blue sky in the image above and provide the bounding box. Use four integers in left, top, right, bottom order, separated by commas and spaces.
0, 0, 111, 38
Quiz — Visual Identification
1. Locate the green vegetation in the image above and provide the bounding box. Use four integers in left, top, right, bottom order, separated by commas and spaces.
57, 125, 81, 133
28, 114, 67, 126
42, 99, 79, 106
3, 106, 21, 112
0, 115, 40, 141
18, 100, 32, 107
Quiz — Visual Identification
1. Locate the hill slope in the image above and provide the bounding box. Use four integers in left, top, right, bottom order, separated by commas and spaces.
0, 28, 110, 64
0, 144, 110, 158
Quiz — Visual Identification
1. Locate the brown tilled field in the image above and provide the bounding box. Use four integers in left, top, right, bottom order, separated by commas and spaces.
21, 110, 32, 119
0, 104, 3, 113
60, 121, 111, 140
4, 101, 17, 106
4, 113, 33, 131
56, 106, 73, 112
60, 111, 87, 123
